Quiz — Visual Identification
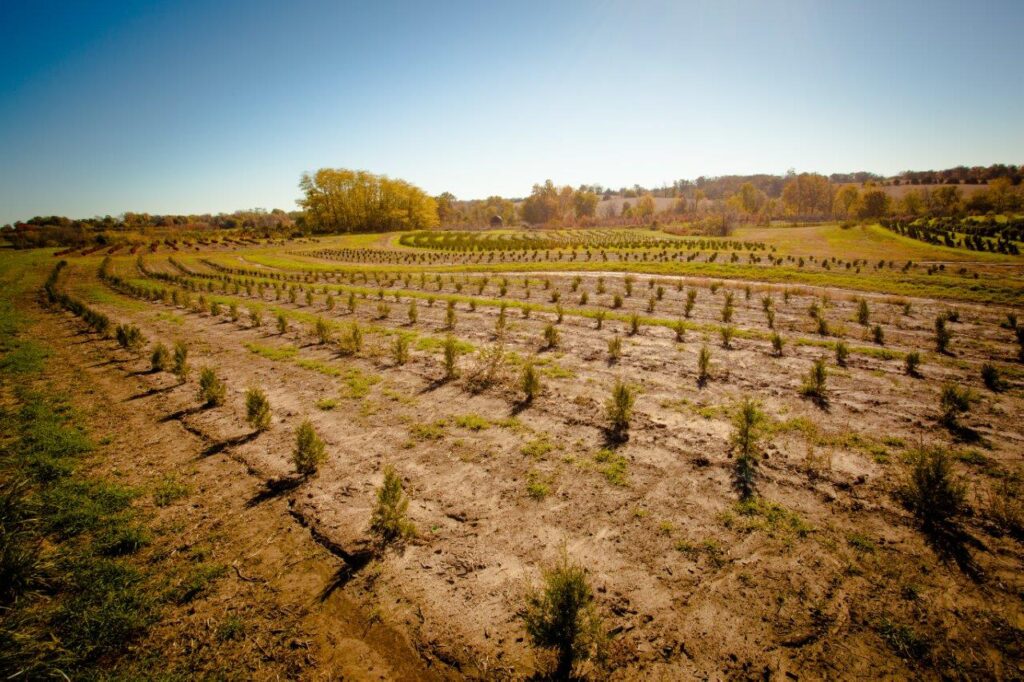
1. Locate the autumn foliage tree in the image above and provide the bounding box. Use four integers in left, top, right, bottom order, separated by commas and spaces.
298, 168, 439, 233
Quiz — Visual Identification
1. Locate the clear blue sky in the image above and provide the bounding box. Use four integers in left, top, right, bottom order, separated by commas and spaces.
1, 0, 1022, 223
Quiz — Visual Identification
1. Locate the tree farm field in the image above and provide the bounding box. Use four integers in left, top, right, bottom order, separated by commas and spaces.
6, 222, 1024, 679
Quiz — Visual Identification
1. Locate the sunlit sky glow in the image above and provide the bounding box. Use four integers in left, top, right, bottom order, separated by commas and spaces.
1, 0, 1022, 223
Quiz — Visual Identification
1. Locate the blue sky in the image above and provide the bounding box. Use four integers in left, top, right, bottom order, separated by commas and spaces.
1, 0, 1022, 223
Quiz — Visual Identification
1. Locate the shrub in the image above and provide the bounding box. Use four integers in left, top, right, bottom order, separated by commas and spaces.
442, 335, 459, 380
606, 380, 634, 439
249, 308, 262, 328
899, 448, 967, 531
684, 290, 696, 318
150, 343, 169, 372
731, 397, 765, 499
521, 359, 541, 403
293, 419, 326, 475
276, 312, 288, 334
115, 324, 145, 353
800, 358, 828, 402
939, 383, 975, 426
347, 322, 363, 354
594, 310, 606, 330
934, 316, 952, 354
611, 294, 623, 309
905, 351, 922, 377
771, 332, 784, 356
1016, 325, 1024, 361
242, 387, 272, 431
766, 308, 775, 329
377, 302, 391, 319
981, 363, 1005, 392
543, 323, 559, 349
816, 316, 830, 336
628, 312, 640, 336
407, 300, 418, 324
835, 340, 849, 367
672, 319, 686, 342
393, 335, 409, 365
347, 291, 357, 313
872, 324, 885, 345
198, 367, 226, 407
720, 325, 734, 349
314, 317, 331, 344
523, 551, 603, 680
856, 299, 870, 326
697, 344, 711, 386
229, 303, 239, 322
607, 335, 622, 362
369, 465, 414, 545
445, 301, 457, 329
325, 294, 335, 311
172, 342, 189, 382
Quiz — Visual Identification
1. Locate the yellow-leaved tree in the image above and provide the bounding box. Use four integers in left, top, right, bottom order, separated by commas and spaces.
298, 168, 439, 233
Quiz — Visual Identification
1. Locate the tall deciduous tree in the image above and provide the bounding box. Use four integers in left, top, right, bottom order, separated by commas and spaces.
298, 168, 439, 233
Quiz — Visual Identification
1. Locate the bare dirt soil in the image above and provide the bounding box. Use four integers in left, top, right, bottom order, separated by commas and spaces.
47, 248, 1023, 679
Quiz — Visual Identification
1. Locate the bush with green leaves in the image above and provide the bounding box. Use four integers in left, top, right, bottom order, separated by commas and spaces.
198, 367, 226, 407
934, 315, 952, 354
172, 342, 189, 382
115, 324, 145, 353
684, 289, 696, 318
981, 363, 1005, 392
771, 332, 784, 357
523, 551, 603, 680
628, 312, 640, 336
835, 340, 849, 367
697, 344, 711, 386
521, 359, 541, 403
245, 387, 271, 431
407, 300, 418, 324
276, 312, 288, 334
393, 335, 409, 365
369, 465, 414, 545
939, 383, 975, 426
543, 323, 559, 349
150, 343, 170, 372
731, 397, 765, 499
899, 448, 967, 532
606, 380, 634, 439
856, 298, 870, 326
720, 325, 734, 349
672, 319, 686, 342
293, 419, 326, 476
445, 300, 457, 329
905, 351, 922, 377
607, 335, 622, 362
442, 335, 460, 380
314, 317, 331, 345
800, 358, 828, 403
249, 308, 262, 328
872, 324, 885, 345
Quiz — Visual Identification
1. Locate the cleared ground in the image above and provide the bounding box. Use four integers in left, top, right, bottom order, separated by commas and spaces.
6, 223, 1023, 679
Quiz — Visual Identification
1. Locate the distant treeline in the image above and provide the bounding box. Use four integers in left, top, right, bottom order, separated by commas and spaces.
4, 164, 1022, 248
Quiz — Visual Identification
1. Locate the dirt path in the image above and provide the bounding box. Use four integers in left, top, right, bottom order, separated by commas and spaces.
34, 302, 449, 680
